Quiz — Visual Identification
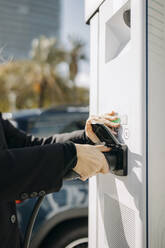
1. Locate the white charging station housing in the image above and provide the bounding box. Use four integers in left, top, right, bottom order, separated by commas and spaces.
86, 0, 165, 247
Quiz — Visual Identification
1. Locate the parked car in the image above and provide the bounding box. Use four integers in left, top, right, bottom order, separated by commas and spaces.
4, 106, 89, 248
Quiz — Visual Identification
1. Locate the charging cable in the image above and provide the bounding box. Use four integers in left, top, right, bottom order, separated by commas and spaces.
23, 196, 45, 248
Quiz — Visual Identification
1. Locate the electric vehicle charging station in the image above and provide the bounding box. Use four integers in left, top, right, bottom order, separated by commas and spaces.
85, 0, 165, 247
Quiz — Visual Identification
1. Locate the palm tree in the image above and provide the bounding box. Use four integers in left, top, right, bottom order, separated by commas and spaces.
0, 36, 89, 112
68, 36, 87, 103
30, 36, 69, 107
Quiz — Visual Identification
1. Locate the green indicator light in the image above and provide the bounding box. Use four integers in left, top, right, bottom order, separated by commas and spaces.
111, 118, 120, 123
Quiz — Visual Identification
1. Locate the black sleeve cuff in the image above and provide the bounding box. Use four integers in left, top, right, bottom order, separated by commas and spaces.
62, 141, 77, 176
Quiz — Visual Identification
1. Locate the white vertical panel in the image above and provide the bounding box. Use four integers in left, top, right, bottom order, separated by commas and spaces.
87, 0, 165, 246
148, 0, 165, 247
88, 12, 99, 248
89, 13, 99, 116
97, 0, 147, 247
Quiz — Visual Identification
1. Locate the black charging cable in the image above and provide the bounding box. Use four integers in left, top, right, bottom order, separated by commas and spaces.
22, 170, 80, 248
23, 196, 45, 248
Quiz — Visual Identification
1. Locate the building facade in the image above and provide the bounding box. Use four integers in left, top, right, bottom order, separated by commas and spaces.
0, 0, 61, 59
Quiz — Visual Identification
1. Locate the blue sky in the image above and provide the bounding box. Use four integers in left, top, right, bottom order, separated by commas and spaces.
61, 0, 90, 87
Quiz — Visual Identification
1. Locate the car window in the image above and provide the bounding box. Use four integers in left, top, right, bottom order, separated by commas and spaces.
28, 112, 88, 137
61, 119, 86, 133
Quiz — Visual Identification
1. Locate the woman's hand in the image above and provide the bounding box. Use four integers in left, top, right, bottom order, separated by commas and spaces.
85, 111, 120, 144
73, 144, 111, 181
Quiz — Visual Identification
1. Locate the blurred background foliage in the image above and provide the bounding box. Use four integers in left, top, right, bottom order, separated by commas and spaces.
0, 36, 89, 112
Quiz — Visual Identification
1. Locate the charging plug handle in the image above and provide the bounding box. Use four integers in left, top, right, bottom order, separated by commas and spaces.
92, 124, 128, 176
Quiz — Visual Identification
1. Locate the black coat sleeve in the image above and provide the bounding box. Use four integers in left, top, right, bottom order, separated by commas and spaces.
2, 119, 87, 149
0, 118, 88, 201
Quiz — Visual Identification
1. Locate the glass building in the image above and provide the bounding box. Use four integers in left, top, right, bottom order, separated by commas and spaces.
0, 0, 61, 59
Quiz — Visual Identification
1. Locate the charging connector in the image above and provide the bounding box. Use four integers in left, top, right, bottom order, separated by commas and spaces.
91, 123, 128, 176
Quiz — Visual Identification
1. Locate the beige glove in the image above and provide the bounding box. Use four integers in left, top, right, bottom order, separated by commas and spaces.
85, 111, 120, 144
73, 144, 111, 181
